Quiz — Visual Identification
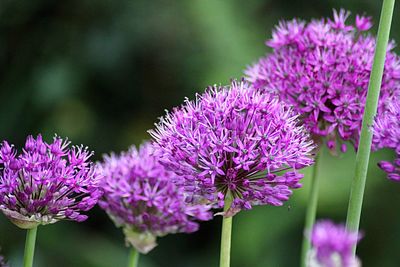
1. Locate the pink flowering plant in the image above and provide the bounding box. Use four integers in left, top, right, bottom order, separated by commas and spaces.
150, 80, 315, 266
246, 9, 399, 154
98, 142, 211, 265
0, 2, 398, 267
308, 220, 362, 267
0, 135, 102, 228
0, 134, 102, 267
246, 6, 397, 267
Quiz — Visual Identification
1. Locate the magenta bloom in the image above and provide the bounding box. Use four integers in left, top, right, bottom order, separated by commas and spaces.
0, 134, 102, 229
355, 15, 373, 31
246, 9, 400, 153
98, 142, 211, 253
373, 97, 400, 181
150, 80, 314, 214
309, 220, 361, 267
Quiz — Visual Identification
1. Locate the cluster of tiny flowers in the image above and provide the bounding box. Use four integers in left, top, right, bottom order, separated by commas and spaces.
150, 80, 314, 213
246, 9, 400, 153
0, 135, 102, 229
308, 220, 361, 267
373, 96, 400, 181
98, 142, 211, 253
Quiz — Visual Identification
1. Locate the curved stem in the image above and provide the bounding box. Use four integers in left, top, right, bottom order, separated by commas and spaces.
345, 0, 395, 255
23, 227, 38, 267
300, 152, 322, 267
128, 247, 140, 267
219, 193, 233, 267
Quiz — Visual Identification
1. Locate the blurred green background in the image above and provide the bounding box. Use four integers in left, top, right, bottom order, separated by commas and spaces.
0, 0, 399, 266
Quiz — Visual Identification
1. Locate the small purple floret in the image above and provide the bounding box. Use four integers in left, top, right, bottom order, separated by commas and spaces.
246, 9, 400, 153
98, 142, 211, 253
355, 15, 373, 31
309, 220, 361, 267
0, 134, 102, 228
150, 80, 314, 213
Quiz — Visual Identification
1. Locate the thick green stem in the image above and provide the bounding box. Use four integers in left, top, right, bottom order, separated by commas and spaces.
23, 227, 38, 267
128, 247, 140, 267
219, 193, 233, 267
300, 152, 322, 267
346, 0, 395, 254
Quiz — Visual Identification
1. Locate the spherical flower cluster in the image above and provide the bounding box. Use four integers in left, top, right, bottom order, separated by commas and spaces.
308, 220, 361, 267
98, 142, 212, 254
246, 9, 400, 153
0, 249, 7, 267
0, 134, 102, 229
150, 80, 314, 214
373, 96, 400, 181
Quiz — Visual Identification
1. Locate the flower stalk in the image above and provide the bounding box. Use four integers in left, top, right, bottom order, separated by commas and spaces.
23, 227, 38, 267
300, 151, 322, 267
219, 193, 233, 267
346, 0, 395, 254
128, 248, 140, 267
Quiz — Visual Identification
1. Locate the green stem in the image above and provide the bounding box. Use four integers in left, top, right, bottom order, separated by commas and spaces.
128, 247, 140, 267
346, 0, 395, 254
23, 227, 38, 267
219, 192, 233, 267
300, 152, 322, 267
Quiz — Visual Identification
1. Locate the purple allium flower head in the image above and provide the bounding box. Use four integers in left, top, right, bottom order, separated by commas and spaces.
0, 256, 5, 267
0, 134, 102, 229
308, 220, 361, 267
149, 80, 314, 215
373, 96, 400, 181
0, 249, 7, 267
246, 9, 400, 154
98, 142, 212, 254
